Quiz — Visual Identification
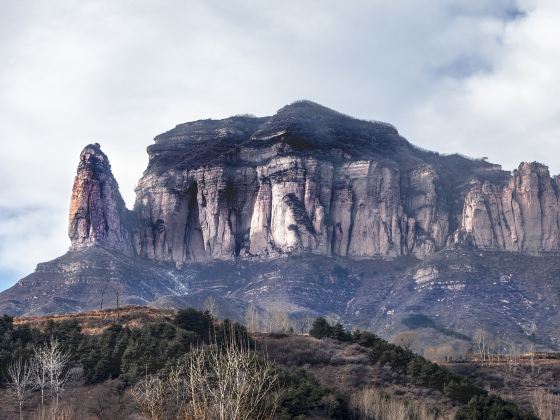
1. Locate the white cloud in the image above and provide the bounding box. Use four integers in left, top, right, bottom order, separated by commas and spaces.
0, 0, 558, 288
403, 0, 560, 172
0, 207, 67, 290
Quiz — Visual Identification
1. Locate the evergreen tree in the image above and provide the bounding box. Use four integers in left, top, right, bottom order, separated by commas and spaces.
174, 308, 213, 339
309, 317, 332, 339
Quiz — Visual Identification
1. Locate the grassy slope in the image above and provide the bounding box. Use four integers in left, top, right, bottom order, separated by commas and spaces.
261, 334, 459, 415
14, 305, 175, 334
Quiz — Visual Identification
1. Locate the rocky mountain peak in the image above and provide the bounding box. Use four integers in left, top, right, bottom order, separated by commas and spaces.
67, 104, 560, 264
68, 143, 132, 253
515, 160, 545, 173
250, 100, 402, 153
79, 142, 106, 167
3, 102, 560, 350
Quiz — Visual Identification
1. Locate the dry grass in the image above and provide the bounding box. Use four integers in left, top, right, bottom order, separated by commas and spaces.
29, 402, 81, 420
14, 306, 175, 335
0, 380, 138, 420
448, 360, 560, 414
350, 387, 454, 420
530, 388, 560, 420
260, 335, 458, 417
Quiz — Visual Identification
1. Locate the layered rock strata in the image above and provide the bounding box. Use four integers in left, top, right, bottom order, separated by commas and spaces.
457, 162, 560, 253
130, 155, 453, 264
67, 102, 560, 264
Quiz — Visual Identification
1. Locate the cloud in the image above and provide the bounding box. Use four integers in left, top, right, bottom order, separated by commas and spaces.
0, 207, 68, 290
404, 0, 560, 172
0, 0, 558, 289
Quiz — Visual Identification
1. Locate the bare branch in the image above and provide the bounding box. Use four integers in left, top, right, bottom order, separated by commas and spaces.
6, 357, 33, 420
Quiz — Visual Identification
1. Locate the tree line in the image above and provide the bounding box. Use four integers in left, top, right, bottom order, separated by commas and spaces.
0, 310, 345, 419
0, 311, 537, 419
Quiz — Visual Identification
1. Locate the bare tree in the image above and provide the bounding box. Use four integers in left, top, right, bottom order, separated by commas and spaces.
87, 380, 128, 420
31, 346, 49, 406
529, 321, 537, 342
131, 374, 167, 420
43, 338, 72, 405
504, 339, 520, 381
473, 329, 490, 365
423, 344, 454, 362
113, 282, 124, 323
350, 387, 446, 420
392, 331, 418, 351
531, 388, 560, 420
528, 322, 538, 376
203, 296, 219, 319
267, 304, 290, 334
244, 302, 259, 333
182, 335, 279, 419
294, 317, 314, 335
6, 357, 34, 420
167, 364, 188, 417
132, 328, 279, 420
527, 342, 537, 376
99, 283, 109, 311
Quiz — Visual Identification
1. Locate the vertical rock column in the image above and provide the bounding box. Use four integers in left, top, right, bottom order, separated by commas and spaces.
457, 162, 560, 253
68, 143, 132, 253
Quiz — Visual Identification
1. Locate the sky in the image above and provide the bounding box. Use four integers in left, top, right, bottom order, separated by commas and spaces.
1, 0, 559, 290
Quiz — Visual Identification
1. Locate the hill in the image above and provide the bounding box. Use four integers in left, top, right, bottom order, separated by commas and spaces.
0, 307, 547, 419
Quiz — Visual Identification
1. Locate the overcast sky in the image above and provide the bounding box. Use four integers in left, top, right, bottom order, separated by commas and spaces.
1, 0, 559, 290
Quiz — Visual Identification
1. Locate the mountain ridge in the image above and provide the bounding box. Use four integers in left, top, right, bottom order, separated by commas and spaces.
2, 100, 559, 351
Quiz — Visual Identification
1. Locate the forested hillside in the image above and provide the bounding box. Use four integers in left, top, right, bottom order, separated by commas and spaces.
0, 307, 550, 419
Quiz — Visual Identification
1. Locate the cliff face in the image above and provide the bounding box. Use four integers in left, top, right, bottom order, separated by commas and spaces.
126, 101, 455, 264
131, 156, 447, 263
6, 100, 560, 347
68, 144, 132, 254
457, 162, 560, 253
68, 102, 560, 263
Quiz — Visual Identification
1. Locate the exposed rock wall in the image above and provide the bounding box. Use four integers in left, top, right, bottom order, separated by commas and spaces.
68, 144, 132, 254
131, 154, 447, 264
457, 162, 560, 253
67, 104, 560, 263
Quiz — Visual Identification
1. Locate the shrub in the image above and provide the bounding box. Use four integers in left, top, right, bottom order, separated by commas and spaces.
309, 318, 351, 342
277, 368, 348, 419
309, 317, 491, 407
455, 394, 537, 420
309, 317, 332, 339
173, 308, 213, 339
443, 381, 481, 405
350, 387, 442, 420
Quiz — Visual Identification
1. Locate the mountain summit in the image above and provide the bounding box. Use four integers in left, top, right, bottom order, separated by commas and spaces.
67, 101, 560, 262
1, 101, 559, 350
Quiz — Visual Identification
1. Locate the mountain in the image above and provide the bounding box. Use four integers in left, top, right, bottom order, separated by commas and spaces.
2, 100, 559, 350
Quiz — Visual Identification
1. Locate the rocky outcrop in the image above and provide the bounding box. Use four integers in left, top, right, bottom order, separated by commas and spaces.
68, 143, 132, 254
457, 162, 560, 253
6, 101, 560, 349
67, 102, 560, 264
131, 153, 450, 264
